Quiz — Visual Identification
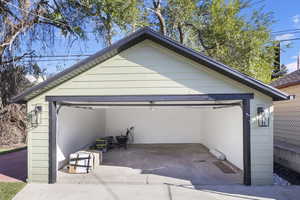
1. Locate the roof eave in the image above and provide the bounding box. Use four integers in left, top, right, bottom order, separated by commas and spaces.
10, 27, 290, 103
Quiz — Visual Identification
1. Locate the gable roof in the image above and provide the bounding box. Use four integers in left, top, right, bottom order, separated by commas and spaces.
11, 27, 290, 103
271, 69, 300, 89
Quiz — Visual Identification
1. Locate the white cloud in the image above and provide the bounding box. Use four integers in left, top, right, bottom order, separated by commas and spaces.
25, 75, 37, 83
291, 55, 298, 59
293, 15, 300, 26
275, 33, 295, 45
275, 33, 294, 40
25, 75, 46, 84
286, 61, 298, 72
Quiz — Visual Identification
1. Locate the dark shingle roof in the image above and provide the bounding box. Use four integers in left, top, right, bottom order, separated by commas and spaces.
271, 69, 300, 89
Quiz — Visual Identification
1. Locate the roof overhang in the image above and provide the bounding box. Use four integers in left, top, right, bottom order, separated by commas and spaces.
11, 27, 291, 103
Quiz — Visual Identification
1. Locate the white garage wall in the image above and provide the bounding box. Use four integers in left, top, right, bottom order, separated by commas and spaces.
104, 107, 204, 144
202, 106, 243, 169
57, 107, 105, 168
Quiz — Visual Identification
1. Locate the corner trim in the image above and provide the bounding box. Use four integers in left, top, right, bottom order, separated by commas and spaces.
48, 101, 57, 184
242, 99, 251, 185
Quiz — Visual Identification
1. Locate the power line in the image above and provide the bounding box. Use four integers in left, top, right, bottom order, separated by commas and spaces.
7, 35, 300, 63
3, 54, 93, 60
278, 37, 300, 42
272, 31, 300, 36
20, 59, 82, 62
25, 54, 92, 58
272, 28, 300, 34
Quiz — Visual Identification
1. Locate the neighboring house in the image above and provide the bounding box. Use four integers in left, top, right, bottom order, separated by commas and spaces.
271, 70, 300, 173
12, 27, 290, 186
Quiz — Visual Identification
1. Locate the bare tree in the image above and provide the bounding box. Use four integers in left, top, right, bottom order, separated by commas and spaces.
0, 0, 83, 105
0, 0, 77, 61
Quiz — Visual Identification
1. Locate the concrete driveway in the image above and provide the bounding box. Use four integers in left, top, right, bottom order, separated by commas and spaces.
13, 183, 300, 200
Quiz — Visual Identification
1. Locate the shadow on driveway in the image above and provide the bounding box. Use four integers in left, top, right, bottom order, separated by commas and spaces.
0, 149, 27, 182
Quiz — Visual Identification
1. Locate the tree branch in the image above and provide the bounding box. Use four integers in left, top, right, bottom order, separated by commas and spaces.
152, 0, 166, 35
0, 5, 21, 21
1, 51, 34, 65
185, 23, 217, 51
178, 23, 184, 44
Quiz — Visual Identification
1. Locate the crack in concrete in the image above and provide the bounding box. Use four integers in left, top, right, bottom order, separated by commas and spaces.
166, 184, 173, 200
91, 173, 120, 200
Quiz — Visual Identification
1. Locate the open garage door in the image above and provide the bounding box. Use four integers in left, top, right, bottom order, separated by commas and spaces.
47, 94, 252, 185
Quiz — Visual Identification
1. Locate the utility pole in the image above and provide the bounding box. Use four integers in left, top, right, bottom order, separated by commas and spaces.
297, 54, 300, 70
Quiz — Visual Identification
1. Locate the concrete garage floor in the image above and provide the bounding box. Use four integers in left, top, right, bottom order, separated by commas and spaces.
58, 144, 242, 186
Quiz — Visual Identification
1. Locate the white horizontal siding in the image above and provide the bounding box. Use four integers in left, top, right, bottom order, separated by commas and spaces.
274, 85, 300, 146
27, 99, 49, 183
42, 40, 248, 96
250, 96, 273, 185
30, 174, 49, 182
31, 168, 48, 175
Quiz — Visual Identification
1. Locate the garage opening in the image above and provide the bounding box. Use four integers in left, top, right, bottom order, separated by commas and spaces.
47, 94, 252, 185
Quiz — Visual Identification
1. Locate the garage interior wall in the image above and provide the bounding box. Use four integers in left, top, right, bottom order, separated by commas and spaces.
57, 106, 243, 170
57, 106, 106, 169
105, 107, 203, 144
202, 106, 243, 169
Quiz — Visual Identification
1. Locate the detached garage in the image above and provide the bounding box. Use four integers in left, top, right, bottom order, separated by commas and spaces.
12, 27, 290, 186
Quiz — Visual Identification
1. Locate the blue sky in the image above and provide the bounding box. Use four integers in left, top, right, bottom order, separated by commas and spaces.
262, 0, 300, 72
33, 0, 300, 75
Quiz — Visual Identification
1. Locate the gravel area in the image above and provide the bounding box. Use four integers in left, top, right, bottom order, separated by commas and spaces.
273, 173, 290, 185
274, 163, 300, 185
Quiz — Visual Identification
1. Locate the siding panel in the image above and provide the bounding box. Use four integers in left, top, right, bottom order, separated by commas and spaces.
31, 153, 49, 161
32, 160, 48, 168
274, 85, 300, 146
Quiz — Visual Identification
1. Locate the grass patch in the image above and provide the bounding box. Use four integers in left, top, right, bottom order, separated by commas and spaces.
0, 147, 27, 156
0, 182, 26, 200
